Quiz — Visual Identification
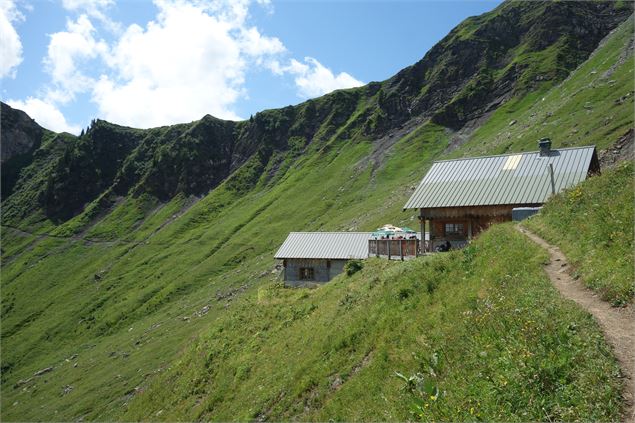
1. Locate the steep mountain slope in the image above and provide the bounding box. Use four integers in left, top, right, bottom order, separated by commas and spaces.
1, 1, 630, 229
1, 2, 633, 421
0, 103, 48, 201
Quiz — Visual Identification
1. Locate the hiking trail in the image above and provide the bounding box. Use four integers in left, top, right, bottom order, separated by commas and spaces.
517, 225, 634, 423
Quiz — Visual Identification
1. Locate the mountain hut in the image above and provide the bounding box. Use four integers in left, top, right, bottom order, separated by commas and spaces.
274, 232, 372, 286
403, 139, 600, 252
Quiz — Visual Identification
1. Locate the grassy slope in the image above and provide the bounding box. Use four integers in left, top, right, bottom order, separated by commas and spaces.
1, 14, 633, 423
0, 123, 448, 421
525, 161, 634, 306
125, 225, 622, 422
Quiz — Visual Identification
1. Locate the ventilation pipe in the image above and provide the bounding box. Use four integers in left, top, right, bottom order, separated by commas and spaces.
539, 137, 552, 156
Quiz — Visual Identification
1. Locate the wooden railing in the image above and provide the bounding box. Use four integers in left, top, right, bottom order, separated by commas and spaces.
368, 239, 420, 260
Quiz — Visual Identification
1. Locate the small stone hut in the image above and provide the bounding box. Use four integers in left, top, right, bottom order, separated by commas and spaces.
274, 232, 371, 286
404, 140, 600, 251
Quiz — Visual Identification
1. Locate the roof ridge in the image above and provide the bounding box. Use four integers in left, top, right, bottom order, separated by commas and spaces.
432, 145, 596, 164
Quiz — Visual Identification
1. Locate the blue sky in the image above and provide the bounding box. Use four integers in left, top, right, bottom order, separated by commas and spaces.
1, 0, 501, 134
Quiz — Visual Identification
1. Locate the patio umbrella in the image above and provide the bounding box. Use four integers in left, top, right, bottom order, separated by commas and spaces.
399, 226, 416, 233
371, 229, 395, 238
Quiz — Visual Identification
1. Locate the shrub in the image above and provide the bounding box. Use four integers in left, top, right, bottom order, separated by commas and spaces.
345, 259, 364, 276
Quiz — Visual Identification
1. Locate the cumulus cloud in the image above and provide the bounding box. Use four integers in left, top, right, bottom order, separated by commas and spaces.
44, 14, 109, 104
8, 97, 81, 133
5, 12, 99, 134
61, 0, 121, 32
240, 26, 284, 59
0, 0, 24, 79
271, 57, 364, 98
91, 0, 286, 127
10, 0, 364, 130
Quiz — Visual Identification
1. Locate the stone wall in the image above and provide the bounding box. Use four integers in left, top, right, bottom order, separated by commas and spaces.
283, 258, 347, 287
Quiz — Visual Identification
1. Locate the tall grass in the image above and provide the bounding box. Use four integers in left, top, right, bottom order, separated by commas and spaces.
526, 161, 634, 305
125, 225, 623, 421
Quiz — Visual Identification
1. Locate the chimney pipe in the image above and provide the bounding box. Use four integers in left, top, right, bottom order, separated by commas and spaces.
539, 137, 552, 157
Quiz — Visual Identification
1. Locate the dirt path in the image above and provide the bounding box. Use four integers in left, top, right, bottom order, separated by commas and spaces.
516, 226, 635, 423
1, 224, 118, 246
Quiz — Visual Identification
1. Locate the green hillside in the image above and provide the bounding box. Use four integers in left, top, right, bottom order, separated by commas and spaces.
124, 224, 623, 422
1, 2, 633, 421
526, 161, 634, 306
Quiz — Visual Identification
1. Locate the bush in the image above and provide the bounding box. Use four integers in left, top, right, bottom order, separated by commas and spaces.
345, 260, 364, 276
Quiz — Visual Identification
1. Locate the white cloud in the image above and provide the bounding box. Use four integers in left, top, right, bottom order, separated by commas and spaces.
44, 14, 108, 104
240, 26, 284, 58
10, 0, 364, 130
62, 0, 114, 10
91, 0, 285, 127
271, 57, 364, 98
61, 0, 121, 32
0, 0, 24, 79
8, 97, 81, 134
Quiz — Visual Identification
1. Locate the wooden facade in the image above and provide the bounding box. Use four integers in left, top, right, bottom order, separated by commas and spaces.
418, 204, 541, 252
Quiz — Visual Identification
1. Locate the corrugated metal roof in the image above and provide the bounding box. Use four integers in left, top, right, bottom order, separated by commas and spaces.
404, 146, 597, 209
274, 232, 373, 259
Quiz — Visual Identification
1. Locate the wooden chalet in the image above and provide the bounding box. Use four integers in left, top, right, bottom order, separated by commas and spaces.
404, 139, 600, 252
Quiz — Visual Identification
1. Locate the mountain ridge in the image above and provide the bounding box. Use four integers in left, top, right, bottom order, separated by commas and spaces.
1, 1, 631, 228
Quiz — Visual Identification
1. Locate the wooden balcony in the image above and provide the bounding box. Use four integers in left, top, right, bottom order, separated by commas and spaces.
368, 239, 422, 260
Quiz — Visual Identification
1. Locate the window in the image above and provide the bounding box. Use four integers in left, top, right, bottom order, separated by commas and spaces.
299, 267, 315, 280
444, 223, 464, 235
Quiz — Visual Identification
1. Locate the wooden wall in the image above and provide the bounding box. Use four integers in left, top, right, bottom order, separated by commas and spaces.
422, 204, 541, 219
419, 204, 539, 250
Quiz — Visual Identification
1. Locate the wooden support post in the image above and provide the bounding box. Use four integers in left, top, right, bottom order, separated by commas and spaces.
387, 239, 391, 260
400, 239, 404, 261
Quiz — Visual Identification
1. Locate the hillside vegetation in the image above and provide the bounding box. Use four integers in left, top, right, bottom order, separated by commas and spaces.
526, 161, 634, 306
1, 2, 633, 421
124, 225, 622, 422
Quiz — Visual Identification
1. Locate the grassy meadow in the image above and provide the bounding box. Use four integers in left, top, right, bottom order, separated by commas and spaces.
124, 225, 623, 421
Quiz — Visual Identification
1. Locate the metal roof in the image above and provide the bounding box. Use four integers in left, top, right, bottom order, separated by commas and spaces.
404, 146, 597, 209
274, 232, 372, 259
